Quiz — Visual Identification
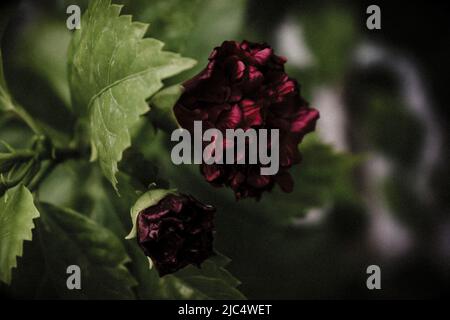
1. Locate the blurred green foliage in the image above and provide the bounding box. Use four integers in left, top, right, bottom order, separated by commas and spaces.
1, 0, 446, 299
301, 5, 359, 85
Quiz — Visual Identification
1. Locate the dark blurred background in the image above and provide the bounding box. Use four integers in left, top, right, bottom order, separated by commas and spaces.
1, 0, 449, 298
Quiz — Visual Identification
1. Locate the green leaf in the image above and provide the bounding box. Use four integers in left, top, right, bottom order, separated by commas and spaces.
9, 227, 57, 299
160, 253, 246, 300
148, 84, 183, 129
68, 0, 196, 190
150, 84, 183, 112
38, 202, 137, 299
0, 184, 40, 285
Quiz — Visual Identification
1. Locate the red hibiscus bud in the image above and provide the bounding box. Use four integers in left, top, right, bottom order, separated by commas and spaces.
174, 40, 320, 199
126, 189, 215, 276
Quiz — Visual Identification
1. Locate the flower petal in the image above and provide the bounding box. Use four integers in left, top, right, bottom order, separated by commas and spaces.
290, 108, 320, 134
216, 104, 242, 130
240, 99, 263, 127
253, 48, 272, 64
202, 164, 222, 182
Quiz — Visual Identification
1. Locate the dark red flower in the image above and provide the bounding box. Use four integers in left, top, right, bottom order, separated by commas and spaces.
174, 40, 319, 199
137, 193, 215, 276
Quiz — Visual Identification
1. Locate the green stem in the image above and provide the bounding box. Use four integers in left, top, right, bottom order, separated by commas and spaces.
28, 161, 56, 192
11, 105, 43, 134
28, 147, 82, 192
52, 147, 82, 162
